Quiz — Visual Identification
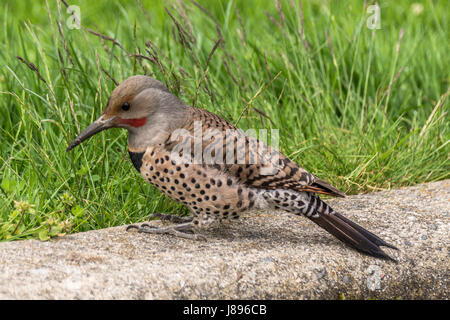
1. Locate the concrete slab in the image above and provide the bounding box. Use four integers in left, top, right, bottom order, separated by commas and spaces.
0, 180, 448, 299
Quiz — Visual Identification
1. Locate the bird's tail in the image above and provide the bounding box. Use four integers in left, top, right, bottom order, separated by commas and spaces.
307, 194, 398, 261
260, 189, 398, 261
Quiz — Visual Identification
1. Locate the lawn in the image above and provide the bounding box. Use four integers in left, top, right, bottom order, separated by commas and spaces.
0, 0, 448, 241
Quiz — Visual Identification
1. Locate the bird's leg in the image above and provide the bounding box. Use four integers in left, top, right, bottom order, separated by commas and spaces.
126, 221, 206, 241
148, 212, 193, 224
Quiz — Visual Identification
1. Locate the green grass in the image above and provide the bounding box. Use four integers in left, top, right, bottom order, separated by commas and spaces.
0, 0, 448, 241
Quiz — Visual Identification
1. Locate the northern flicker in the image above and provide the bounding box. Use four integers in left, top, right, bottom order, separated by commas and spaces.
67, 75, 398, 261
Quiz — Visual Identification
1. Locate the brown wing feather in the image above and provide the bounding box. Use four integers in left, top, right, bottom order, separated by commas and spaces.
166, 107, 346, 198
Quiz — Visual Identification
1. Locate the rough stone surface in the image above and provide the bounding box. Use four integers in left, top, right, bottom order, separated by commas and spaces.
0, 180, 448, 299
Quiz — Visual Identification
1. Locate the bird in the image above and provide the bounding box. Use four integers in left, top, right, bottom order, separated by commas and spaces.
67, 75, 398, 261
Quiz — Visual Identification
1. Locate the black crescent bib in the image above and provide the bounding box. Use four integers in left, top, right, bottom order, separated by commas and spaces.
128, 151, 145, 172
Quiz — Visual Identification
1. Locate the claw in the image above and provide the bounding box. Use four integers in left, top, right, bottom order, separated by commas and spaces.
126, 224, 139, 231
140, 223, 154, 228
126, 222, 206, 241
126, 223, 156, 232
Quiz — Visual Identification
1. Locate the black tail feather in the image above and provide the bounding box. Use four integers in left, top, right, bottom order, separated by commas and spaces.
333, 212, 398, 250
308, 211, 398, 262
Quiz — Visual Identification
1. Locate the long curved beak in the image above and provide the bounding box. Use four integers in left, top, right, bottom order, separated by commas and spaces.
66, 115, 116, 151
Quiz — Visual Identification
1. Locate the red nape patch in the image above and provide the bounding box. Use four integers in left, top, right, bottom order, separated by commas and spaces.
118, 117, 147, 127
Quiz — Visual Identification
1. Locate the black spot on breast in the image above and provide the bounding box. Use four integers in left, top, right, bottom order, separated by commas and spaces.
289, 166, 299, 176
128, 151, 145, 172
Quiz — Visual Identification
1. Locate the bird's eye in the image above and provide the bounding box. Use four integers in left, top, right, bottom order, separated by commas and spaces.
121, 102, 131, 111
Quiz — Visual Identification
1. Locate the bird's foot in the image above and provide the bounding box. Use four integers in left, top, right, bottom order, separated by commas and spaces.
148, 212, 193, 224
126, 222, 206, 241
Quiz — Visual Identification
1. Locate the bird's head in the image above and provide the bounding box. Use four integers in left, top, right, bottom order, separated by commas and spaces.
66, 75, 187, 152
